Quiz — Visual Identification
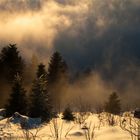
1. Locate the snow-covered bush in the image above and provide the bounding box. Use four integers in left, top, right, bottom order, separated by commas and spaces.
120, 112, 140, 140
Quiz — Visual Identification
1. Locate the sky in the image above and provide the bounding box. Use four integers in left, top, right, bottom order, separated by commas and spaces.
0, 0, 140, 70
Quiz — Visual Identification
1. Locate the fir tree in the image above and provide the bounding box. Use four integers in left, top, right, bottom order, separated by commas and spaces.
37, 63, 47, 79
47, 52, 68, 85
29, 63, 52, 122
62, 106, 75, 121
0, 44, 25, 107
47, 52, 69, 111
105, 92, 121, 115
0, 44, 24, 82
5, 74, 27, 116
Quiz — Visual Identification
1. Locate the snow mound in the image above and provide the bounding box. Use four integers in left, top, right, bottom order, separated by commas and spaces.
9, 112, 41, 129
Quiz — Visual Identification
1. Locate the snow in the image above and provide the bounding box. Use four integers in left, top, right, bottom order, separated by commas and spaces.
0, 113, 134, 140
0, 108, 5, 120
9, 112, 41, 129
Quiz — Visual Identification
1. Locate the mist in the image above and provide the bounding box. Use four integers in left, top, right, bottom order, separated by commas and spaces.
0, 0, 140, 67
0, 0, 140, 109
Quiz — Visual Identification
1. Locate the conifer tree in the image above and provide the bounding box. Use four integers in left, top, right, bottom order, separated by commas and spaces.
47, 52, 68, 85
0, 44, 25, 107
62, 106, 75, 121
0, 44, 24, 82
29, 63, 52, 122
47, 52, 69, 111
5, 74, 27, 116
105, 92, 121, 115
37, 63, 47, 79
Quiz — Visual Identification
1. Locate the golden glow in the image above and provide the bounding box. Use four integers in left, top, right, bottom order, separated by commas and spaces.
0, 0, 89, 47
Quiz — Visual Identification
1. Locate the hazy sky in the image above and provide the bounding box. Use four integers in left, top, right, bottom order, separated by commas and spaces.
0, 0, 140, 70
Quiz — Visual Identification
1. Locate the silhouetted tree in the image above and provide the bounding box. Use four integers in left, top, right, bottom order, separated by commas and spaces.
47, 52, 69, 112
47, 52, 68, 84
29, 63, 52, 122
37, 63, 47, 79
5, 74, 27, 116
0, 44, 24, 82
105, 92, 121, 115
62, 106, 75, 121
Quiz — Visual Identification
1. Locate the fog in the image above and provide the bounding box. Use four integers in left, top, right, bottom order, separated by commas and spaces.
0, 0, 140, 109
0, 0, 139, 68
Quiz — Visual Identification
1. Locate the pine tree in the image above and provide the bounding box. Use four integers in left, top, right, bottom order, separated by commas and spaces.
47, 52, 69, 111
37, 63, 47, 79
105, 92, 121, 115
0, 44, 24, 82
47, 52, 68, 85
62, 106, 75, 121
5, 74, 27, 116
29, 63, 52, 122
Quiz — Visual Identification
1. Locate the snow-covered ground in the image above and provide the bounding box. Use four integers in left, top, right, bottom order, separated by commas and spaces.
0, 113, 135, 140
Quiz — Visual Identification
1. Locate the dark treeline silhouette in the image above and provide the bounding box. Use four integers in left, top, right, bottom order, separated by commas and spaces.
0, 44, 69, 122
0, 44, 139, 122
0, 44, 24, 83
28, 63, 52, 122
5, 74, 27, 117
47, 52, 69, 112
0, 44, 25, 107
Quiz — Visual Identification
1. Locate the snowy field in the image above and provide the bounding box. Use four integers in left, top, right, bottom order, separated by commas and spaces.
0, 112, 139, 140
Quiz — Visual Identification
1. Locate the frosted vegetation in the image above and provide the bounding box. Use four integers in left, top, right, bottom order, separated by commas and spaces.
0, 112, 140, 140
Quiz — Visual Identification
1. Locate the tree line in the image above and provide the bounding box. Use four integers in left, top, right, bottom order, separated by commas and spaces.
0, 44, 122, 122
0, 44, 69, 122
